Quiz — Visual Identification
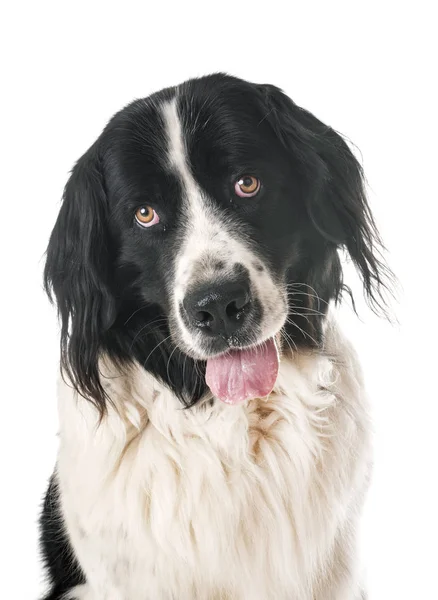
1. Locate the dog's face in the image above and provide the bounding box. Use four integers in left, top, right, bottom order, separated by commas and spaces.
45, 74, 388, 410
111, 89, 301, 360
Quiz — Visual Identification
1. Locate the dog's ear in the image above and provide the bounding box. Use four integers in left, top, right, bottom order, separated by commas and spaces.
259, 84, 392, 314
44, 145, 116, 413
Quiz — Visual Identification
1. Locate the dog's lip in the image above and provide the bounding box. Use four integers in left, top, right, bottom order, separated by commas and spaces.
217, 334, 280, 356
186, 331, 283, 362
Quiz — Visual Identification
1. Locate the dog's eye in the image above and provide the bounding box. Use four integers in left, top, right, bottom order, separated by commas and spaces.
135, 206, 160, 228
234, 175, 260, 198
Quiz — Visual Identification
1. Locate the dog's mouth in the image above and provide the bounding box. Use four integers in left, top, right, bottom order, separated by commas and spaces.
205, 337, 280, 405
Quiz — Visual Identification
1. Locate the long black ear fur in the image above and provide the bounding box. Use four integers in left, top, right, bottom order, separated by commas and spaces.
44, 145, 116, 414
260, 84, 393, 315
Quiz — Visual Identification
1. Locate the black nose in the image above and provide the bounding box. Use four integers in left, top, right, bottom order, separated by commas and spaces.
183, 281, 252, 337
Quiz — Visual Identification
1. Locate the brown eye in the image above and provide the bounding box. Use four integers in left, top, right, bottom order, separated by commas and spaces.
135, 206, 160, 228
235, 175, 260, 197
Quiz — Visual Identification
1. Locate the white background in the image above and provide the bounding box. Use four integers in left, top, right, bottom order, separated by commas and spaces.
1, 2, 437, 598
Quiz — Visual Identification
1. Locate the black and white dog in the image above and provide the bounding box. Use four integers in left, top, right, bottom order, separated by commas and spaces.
40, 74, 389, 600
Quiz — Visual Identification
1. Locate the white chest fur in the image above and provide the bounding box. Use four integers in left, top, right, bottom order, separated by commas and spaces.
57, 323, 370, 600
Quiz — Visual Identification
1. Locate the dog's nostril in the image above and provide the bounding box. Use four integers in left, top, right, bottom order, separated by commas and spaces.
226, 298, 250, 319
195, 310, 212, 324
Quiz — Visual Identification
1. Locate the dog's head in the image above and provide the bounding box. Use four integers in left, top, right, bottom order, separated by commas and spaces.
45, 74, 390, 412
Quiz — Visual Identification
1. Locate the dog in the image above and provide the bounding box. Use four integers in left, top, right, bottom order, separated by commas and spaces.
40, 73, 390, 599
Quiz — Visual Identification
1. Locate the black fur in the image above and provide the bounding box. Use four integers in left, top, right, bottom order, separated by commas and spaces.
41, 73, 391, 597
39, 476, 85, 599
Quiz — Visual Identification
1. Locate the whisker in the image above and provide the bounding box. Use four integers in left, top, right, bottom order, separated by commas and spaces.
284, 282, 328, 312
166, 344, 179, 384
286, 290, 328, 307
129, 320, 168, 352
142, 335, 173, 369
124, 306, 166, 326
287, 317, 319, 347
281, 330, 297, 354
287, 303, 326, 318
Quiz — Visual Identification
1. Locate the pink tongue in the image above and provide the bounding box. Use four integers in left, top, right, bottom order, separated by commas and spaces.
206, 338, 279, 405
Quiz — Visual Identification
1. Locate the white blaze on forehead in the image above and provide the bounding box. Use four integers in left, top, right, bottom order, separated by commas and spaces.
161, 97, 287, 355
161, 98, 198, 196
161, 97, 237, 296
